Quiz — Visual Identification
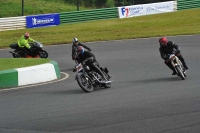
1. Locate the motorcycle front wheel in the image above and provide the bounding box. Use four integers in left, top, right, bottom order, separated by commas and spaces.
76, 74, 93, 92
39, 50, 48, 58
175, 65, 185, 80
102, 71, 111, 88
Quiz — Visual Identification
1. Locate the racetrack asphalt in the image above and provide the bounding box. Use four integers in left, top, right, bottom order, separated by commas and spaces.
0, 35, 200, 133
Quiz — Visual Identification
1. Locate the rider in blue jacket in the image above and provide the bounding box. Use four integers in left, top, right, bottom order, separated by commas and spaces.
71, 38, 91, 60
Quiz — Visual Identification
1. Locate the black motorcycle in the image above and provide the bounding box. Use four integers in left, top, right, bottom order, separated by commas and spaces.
74, 59, 112, 92
9, 41, 48, 58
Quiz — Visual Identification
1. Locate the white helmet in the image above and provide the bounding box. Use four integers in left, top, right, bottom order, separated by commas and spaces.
72, 38, 78, 43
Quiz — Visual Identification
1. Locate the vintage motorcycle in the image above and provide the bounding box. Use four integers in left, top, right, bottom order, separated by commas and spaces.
9, 41, 48, 58
168, 54, 186, 80
74, 59, 112, 92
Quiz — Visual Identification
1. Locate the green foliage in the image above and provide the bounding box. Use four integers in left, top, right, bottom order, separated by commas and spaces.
106, 0, 115, 7
0, 0, 172, 18
0, 0, 91, 18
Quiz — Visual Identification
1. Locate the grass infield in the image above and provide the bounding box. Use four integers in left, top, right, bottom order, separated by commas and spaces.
0, 58, 51, 71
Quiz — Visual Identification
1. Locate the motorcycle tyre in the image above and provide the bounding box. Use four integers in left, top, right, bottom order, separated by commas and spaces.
13, 50, 22, 58
102, 71, 111, 88
184, 72, 186, 77
175, 66, 185, 80
39, 50, 48, 58
76, 74, 93, 92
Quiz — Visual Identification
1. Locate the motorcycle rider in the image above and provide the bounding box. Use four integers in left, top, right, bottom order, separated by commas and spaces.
159, 37, 189, 75
74, 46, 107, 83
17, 32, 35, 56
72, 38, 91, 60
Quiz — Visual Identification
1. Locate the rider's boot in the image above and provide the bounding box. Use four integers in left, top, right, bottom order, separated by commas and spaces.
165, 61, 177, 75
172, 71, 177, 75
176, 54, 189, 70
182, 62, 189, 70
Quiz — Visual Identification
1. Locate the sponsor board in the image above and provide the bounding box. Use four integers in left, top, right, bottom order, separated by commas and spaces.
118, 1, 174, 18
26, 14, 60, 28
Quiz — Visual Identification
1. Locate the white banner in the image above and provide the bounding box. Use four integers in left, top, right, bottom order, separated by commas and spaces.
118, 1, 174, 19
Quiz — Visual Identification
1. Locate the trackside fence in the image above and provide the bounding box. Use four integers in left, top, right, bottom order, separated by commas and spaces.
0, 16, 26, 31
177, 0, 200, 10
59, 7, 118, 24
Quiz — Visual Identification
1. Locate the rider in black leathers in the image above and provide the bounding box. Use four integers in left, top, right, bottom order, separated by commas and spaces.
159, 37, 189, 75
75, 46, 107, 82
72, 38, 91, 60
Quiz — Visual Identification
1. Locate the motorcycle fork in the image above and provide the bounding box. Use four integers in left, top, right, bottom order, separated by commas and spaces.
171, 57, 184, 72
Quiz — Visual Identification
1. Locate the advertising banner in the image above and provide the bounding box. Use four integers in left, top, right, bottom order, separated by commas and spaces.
26, 14, 60, 28
119, 5, 146, 18
146, 1, 174, 15
118, 1, 174, 19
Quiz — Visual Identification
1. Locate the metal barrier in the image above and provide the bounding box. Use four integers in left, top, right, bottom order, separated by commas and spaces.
0, 16, 26, 31
173, 1, 178, 11
177, 0, 200, 10
59, 7, 118, 24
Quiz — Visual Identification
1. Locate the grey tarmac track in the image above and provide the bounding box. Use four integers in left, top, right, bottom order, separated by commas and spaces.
0, 35, 200, 133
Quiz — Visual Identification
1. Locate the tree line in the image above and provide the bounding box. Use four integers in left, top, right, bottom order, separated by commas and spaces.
65, 0, 170, 8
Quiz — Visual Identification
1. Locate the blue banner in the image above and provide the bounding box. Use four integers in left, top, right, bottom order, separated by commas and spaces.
26, 14, 60, 28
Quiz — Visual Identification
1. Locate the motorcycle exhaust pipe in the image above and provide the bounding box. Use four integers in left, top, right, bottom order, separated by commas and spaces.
93, 75, 112, 84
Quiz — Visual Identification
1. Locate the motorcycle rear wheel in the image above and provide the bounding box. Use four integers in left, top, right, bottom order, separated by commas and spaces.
77, 74, 93, 92
13, 50, 22, 58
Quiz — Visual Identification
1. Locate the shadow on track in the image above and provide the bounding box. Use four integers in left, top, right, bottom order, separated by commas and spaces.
132, 77, 184, 84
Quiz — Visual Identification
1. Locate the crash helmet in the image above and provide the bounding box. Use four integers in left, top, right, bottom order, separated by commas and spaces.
24, 32, 30, 39
76, 46, 85, 55
72, 38, 78, 44
159, 37, 168, 47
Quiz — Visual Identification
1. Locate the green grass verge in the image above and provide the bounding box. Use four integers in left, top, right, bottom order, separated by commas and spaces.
0, 8, 200, 49
0, 58, 51, 71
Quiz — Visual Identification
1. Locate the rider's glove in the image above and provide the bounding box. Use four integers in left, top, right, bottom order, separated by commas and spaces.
88, 48, 91, 51
82, 61, 86, 65
166, 54, 170, 59
175, 50, 180, 54
72, 55, 75, 60
33, 40, 37, 44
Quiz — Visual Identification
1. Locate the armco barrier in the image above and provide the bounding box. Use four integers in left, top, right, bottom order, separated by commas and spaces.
0, 16, 26, 31
177, 0, 200, 10
0, 61, 61, 88
59, 7, 118, 24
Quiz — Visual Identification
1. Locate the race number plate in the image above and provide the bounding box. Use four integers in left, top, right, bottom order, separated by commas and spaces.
76, 63, 83, 72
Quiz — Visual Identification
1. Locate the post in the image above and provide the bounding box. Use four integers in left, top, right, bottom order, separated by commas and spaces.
77, 0, 80, 11
22, 0, 24, 16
